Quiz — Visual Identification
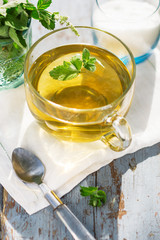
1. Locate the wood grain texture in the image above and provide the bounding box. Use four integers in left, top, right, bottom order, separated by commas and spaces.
95, 143, 160, 240
1, 143, 160, 240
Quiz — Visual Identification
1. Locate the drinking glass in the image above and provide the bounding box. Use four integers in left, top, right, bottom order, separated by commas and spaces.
24, 26, 136, 151
92, 0, 160, 64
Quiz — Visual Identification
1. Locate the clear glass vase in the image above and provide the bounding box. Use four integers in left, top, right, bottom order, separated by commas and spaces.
0, 23, 32, 90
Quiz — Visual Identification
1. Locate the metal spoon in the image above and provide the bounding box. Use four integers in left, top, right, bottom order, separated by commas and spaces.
12, 147, 95, 240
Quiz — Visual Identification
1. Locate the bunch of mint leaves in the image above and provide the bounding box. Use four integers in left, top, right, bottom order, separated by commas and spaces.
0, 0, 78, 49
49, 48, 97, 81
80, 186, 107, 207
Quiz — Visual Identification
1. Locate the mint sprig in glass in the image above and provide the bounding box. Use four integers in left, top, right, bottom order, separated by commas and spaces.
0, 0, 78, 90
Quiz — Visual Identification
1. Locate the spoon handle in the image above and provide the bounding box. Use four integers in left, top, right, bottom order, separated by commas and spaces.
39, 183, 95, 240
54, 204, 95, 240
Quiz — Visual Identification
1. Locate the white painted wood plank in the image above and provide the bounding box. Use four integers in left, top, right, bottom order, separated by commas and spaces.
94, 143, 160, 240
118, 144, 160, 240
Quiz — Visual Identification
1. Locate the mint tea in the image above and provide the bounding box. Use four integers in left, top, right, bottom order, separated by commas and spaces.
25, 43, 132, 142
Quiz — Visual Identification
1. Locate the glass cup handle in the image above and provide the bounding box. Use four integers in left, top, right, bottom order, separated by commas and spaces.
101, 115, 132, 151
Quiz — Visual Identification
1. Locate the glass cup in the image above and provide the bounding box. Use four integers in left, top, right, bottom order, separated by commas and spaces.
24, 26, 136, 151
0, 23, 32, 90
92, 0, 160, 64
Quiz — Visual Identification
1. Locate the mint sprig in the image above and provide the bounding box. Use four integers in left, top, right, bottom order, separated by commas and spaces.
50, 61, 80, 81
82, 48, 96, 72
37, 0, 52, 10
49, 48, 97, 81
80, 186, 106, 207
0, 0, 78, 48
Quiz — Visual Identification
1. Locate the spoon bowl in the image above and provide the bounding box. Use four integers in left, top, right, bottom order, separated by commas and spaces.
12, 148, 45, 184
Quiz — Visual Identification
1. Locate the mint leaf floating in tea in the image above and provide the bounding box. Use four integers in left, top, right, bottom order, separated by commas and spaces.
80, 186, 106, 207
82, 48, 96, 72
49, 48, 97, 80
49, 60, 80, 81
70, 55, 82, 71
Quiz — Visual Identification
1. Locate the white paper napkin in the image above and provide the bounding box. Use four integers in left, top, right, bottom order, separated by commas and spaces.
0, 48, 159, 215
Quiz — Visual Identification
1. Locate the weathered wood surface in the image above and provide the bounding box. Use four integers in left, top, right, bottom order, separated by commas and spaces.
1, 143, 160, 240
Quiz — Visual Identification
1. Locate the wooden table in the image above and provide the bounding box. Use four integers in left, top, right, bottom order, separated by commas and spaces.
1, 0, 160, 239
1, 143, 160, 239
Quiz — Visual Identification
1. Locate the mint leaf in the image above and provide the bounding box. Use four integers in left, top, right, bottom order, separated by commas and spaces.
89, 190, 107, 207
80, 186, 106, 207
38, 10, 55, 30
20, 10, 28, 26
83, 60, 96, 72
5, 14, 28, 31
82, 48, 96, 72
97, 190, 107, 204
0, 25, 9, 38
82, 48, 90, 61
71, 55, 82, 71
65, 72, 79, 80
80, 186, 98, 196
49, 48, 97, 81
37, 0, 52, 10
9, 28, 26, 48
49, 13, 56, 29
49, 61, 79, 81
10, 4, 24, 17
23, 3, 37, 11
31, 9, 39, 20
